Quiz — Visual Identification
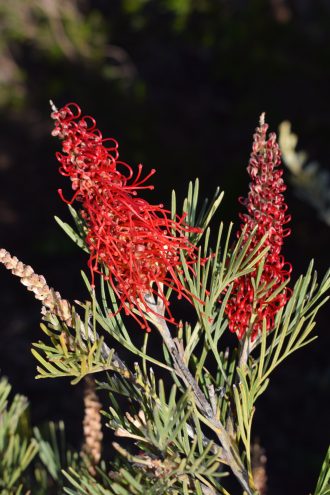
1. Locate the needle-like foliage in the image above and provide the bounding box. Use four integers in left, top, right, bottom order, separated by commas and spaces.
0, 105, 329, 495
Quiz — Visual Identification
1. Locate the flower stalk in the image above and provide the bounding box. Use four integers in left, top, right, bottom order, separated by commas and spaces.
225, 113, 291, 341
51, 102, 204, 331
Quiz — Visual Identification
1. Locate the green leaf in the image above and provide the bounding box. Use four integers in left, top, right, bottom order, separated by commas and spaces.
55, 214, 88, 253
313, 446, 330, 495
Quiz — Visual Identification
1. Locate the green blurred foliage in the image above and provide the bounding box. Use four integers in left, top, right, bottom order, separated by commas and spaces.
0, 376, 38, 493
0, 0, 124, 108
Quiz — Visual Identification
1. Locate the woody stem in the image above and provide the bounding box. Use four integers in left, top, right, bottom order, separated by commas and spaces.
148, 300, 255, 495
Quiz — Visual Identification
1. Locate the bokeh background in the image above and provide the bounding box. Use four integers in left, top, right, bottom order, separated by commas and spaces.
0, 1, 329, 493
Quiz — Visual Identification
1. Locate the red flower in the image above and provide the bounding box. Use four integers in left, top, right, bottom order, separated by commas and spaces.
225, 114, 291, 340
51, 103, 202, 330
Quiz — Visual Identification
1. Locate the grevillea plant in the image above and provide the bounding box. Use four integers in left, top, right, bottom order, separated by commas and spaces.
0, 103, 330, 495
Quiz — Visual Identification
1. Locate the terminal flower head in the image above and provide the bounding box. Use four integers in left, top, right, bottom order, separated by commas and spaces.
51, 103, 202, 330
225, 114, 291, 340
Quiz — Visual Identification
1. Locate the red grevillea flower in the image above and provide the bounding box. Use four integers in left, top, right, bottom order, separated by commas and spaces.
225, 114, 291, 340
51, 102, 202, 330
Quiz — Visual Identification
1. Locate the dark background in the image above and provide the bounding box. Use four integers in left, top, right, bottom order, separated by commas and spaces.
0, 1, 329, 493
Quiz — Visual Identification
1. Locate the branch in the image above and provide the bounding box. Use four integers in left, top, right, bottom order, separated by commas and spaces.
0, 247, 129, 376
145, 295, 255, 495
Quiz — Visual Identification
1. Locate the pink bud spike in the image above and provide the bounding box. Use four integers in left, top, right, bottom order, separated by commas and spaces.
224, 116, 291, 340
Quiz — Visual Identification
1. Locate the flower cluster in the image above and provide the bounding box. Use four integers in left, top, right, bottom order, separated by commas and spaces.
51, 103, 202, 329
225, 115, 291, 340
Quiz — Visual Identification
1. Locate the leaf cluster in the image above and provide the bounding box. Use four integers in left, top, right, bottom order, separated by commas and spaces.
4, 178, 329, 494
0, 377, 38, 494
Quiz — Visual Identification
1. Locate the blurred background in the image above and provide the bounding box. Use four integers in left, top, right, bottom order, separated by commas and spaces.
0, 1, 329, 493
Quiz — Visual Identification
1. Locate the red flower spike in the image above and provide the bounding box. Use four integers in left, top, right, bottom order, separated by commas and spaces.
225, 114, 292, 340
51, 103, 203, 330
